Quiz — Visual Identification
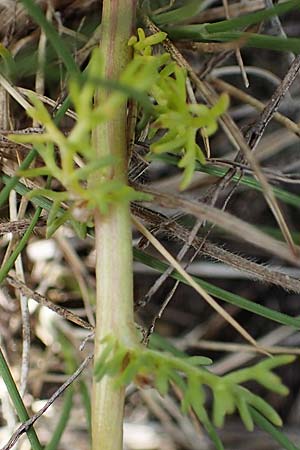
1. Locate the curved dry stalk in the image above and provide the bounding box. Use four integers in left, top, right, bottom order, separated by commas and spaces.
191, 340, 300, 355
139, 187, 300, 266
212, 324, 297, 375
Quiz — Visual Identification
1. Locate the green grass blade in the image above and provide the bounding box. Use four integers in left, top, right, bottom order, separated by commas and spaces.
133, 248, 300, 329
163, 0, 300, 35
206, 0, 299, 33
193, 404, 225, 450
216, 32, 300, 55
5, 152, 300, 216
20, 0, 79, 76
1, 174, 54, 209
79, 380, 92, 438
150, 153, 300, 209
53, 96, 72, 124
0, 347, 43, 450
0, 174, 87, 238
250, 407, 300, 450
259, 226, 300, 245
0, 149, 38, 209
0, 206, 42, 284
45, 388, 73, 450
152, 0, 204, 25
170, 30, 300, 54
3, 169, 298, 327
149, 333, 188, 358
57, 330, 91, 439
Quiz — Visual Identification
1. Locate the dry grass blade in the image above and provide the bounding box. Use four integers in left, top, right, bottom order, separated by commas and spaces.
212, 324, 297, 375
192, 340, 300, 355
18, 87, 77, 119
0, 73, 32, 111
222, 0, 249, 88
140, 187, 300, 266
0, 4, 298, 449
132, 215, 268, 354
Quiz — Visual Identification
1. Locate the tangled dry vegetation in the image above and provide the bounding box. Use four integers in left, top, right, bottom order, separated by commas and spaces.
0, 1, 300, 449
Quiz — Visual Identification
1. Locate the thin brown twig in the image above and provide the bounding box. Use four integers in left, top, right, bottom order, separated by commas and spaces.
0, 217, 46, 235
6, 275, 93, 330
132, 203, 300, 293
203, 84, 298, 257
213, 55, 300, 256
140, 170, 242, 337
209, 159, 300, 184
1, 354, 93, 450
176, 40, 242, 53
264, 0, 295, 64
245, 55, 300, 151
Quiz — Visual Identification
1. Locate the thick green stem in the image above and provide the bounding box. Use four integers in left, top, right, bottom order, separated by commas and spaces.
92, 1, 137, 450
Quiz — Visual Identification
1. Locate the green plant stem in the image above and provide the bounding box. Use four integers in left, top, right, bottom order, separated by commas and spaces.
0, 347, 43, 450
45, 388, 73, 450
133, 248, 300, 329
250, 407, 300, 450
91, 2, 138, 450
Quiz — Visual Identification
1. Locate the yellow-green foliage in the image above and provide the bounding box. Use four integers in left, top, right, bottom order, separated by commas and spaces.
9, 27, 228, 235
129, 28, 229, 190
95, 334, 293, 433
